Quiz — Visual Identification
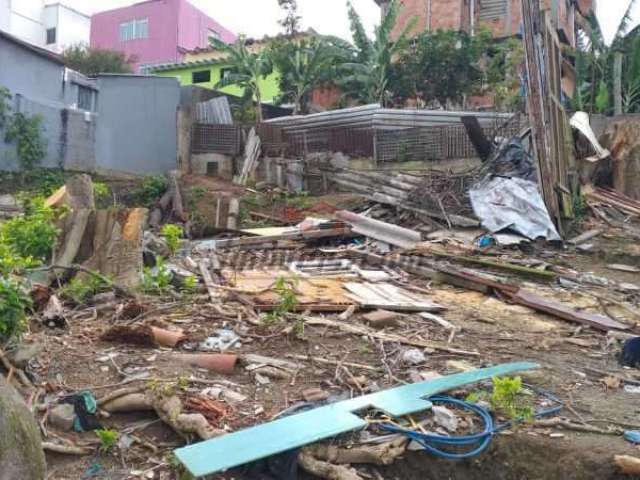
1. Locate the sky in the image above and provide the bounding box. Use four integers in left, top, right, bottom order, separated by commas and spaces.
55, 0, 638, 45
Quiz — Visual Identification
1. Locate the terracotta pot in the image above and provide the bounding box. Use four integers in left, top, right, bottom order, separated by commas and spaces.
151, 327, 186, 348
174, 353, 238, 375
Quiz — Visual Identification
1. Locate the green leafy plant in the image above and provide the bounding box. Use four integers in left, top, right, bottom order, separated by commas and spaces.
0, 86, 11, 129
133, 175, 168, 206
490, 376, 533, 422
181, 275, 198, 294
0, 198, 58, 263
0, 277, 31, 344
161, 224, 183, 256
263, 275, 299, 324
168, 453, 195, 480
95, 428, 119, 454
60, 275, 109, 305
4, 111, 47, 172
141, 257, 173, 295
94, 182, 110, 200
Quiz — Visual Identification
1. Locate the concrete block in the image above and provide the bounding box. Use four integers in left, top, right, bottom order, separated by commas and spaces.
191, 153, 233, 180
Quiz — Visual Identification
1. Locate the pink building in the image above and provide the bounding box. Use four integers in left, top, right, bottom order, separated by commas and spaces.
90, 0, 236, 72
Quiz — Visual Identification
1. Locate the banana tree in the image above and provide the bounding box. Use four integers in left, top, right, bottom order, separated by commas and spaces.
211, 37, 273, 122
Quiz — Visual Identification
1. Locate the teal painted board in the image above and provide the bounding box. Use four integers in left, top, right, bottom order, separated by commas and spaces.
175, 362, 539, 477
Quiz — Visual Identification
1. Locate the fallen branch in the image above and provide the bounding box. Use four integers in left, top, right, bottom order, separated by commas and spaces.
305, 437, 408, 466
42, 442, 91, 455
97, 386, 146, 407
289, 354, 380, 372
0, 348, 33, 389
298, 451, 364, 480
533, 417, 621, 435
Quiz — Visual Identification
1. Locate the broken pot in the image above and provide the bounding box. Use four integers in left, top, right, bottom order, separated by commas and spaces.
151, 326, 187, 348
174, 353, 238, 375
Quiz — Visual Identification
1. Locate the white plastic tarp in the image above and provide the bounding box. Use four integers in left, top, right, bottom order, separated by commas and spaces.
470, 176, 561, 241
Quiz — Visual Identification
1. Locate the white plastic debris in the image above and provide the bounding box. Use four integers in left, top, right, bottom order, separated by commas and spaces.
200, 329, 241, 352
432, 405, 459, 432
401, 348, 426, 365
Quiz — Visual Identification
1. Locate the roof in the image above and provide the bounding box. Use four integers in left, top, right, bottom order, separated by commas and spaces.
149, 58, 226, 72
0, 30, 65, 65
186, 29, 319, 56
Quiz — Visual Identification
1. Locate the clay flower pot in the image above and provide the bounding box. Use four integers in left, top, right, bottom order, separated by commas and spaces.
174, 353, 238, 375
151, 327, 186, 348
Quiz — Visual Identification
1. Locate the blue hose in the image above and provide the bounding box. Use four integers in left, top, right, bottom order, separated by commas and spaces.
380, 388, 563, 460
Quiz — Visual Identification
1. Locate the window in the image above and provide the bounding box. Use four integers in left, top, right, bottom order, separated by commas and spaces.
220, 68, 235, 80
192, 70, 211, 84
119, 18, 149, 41
46, 28, 56, 45
77, 86, 93, 111
479, 0, 507, 21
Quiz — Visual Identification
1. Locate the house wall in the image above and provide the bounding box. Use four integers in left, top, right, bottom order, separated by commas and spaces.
90, 0, 235, 72
0, 0, 11, 32
7, 0, 45, 45
95, 75, 180, 175
43, 4, 91, 53
154, 63, 281, 104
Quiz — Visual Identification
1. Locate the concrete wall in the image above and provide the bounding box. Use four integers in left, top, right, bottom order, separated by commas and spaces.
8, 0, 44, 45
95, 75, 180, 175
0, 0, 10, 33
43, 4, 91, 53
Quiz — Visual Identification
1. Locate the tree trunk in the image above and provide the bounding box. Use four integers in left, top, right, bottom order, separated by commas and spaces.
0, 376, 47, 479
614, 51, 623, 115
254, 84, 263, 123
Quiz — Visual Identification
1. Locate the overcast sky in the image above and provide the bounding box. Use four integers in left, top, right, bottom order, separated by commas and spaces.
55, 0, 638, 44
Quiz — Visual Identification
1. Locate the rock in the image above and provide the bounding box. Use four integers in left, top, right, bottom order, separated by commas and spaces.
49, 404, 76, 431
7, 342, 43, 369
362, 310, 402, 329
401, 348, 426, 366
432, 405, 459, 432
0, 376, 46, 479
302, 388, 330, 402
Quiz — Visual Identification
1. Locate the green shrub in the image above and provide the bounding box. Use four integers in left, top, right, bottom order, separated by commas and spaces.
0, 198, 58, 262
490, 376, 533, 421
134, 175, 168, 206
0, 277, 31, 343
4, 112, 46, 171
141, 257, 173, 295
263, 275, 299, 324
161, 224, 183, 256
60, 275, 109, 305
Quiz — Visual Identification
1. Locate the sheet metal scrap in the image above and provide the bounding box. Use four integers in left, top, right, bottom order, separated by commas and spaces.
175, 362, 539, 477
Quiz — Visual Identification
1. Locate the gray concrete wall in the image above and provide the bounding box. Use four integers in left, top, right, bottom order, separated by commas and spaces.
95, 75, 179, 175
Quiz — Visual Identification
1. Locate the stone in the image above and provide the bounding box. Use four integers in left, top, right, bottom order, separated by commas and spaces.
401, 348, 426, 365
362, 309, 402, 329
302, 388, 330, 402
7, 342, 43, 369
0, 376, 47, 479
432, 405, 459, 432
49, 404, 76, 431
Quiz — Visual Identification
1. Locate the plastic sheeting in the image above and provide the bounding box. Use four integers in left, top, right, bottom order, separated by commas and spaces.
470, 176, 561, 241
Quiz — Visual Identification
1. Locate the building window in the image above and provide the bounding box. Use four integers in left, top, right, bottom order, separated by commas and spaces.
119, 18, 149, 41
77, 86, 93, 111
192, 70, 211, 84
479, 0, 507, 20
46, 28, 56, 45
220, 68, 235, 80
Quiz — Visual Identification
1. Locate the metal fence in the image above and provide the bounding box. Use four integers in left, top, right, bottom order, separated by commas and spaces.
191, 113, 525, 161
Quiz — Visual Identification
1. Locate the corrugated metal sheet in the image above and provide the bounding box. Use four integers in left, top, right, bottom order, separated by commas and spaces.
266, 104, 514, 132
195, 97, 233, 125
479, 0, 508, 20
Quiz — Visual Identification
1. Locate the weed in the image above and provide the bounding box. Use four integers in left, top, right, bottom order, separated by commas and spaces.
0, 277, 31, 344
490, 376, 533, 422
358, 344, 373, 355
60, 275, 109, 305
573, 192, 588, 222
168, 453, 195, 480
141, 257, 173, 295
282, 191, 312, 210
161, 224, 183, 256
134, 175, 168, 206
0, 197, 58, 263
95, 428, 119, 454
262, 275, 299, 324
181, 275, 198, 294
93, 181, 111, 207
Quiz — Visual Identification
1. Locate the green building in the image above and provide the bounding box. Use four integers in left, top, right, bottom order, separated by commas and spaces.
149, 58, 281, 104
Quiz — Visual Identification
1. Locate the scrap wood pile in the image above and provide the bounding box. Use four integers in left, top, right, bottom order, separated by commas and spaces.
1, 162, 640, 479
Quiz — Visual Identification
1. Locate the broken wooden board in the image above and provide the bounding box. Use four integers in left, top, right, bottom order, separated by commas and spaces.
175, 362, 538, 477
224, 270, 355, 312
343, 282, 444, 312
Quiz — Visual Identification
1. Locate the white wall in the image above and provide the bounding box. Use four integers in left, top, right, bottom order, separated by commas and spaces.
53, 5, 90, 51
9, 0, 44, 44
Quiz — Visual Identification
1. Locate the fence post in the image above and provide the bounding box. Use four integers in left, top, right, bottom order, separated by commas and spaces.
373, 129, 378, 166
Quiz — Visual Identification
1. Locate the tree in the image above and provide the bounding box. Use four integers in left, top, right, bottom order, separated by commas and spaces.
277, 0, 302, 36
271, 36, 348, 114
211, 37, 273, 122
574, 0, 640, 114
337, 0, 416, 105
391, 29, 491, 108
62, 45, 135, 76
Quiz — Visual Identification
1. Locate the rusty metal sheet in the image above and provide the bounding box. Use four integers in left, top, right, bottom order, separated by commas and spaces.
511, 289, 630, 332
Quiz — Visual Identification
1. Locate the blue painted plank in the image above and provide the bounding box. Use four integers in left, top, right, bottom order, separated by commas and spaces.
176, 361, 539, 477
